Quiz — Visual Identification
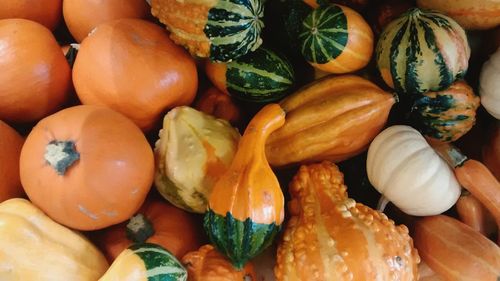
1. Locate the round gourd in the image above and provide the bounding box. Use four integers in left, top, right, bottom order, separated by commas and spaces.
99, 243, 187, 281
0, 19, 71, 123
299, 4, 374, 73
411, 80, 480, 142
0, 0, 62, 30
416, 0, 500, 30
73, 19, 198, 131
479, 46, 500, 119
205, 47, 295, 102
366, 125, 461, 216
376, 8, 470, 95
0, 121, 24, 202
63, 0, 150, 42
194, 87, 242, 125
19, 105, 154, 231
93, 199, 204, 263
151, 0, 264, 62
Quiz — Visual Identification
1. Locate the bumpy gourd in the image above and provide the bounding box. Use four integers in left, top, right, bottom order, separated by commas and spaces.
411, 80, 480, 142
376, 8, 470, 95
182, 244, 257, 281
204, 103, 286, 269
275, 161, 420, 280
266, 75, 396, 167
150, 0, 264, 62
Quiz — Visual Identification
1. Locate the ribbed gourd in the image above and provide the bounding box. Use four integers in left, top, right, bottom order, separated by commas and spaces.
376, 8, 470, 95
299, 4, 373, 73
99, 243, 187, 281
204, 104, 286, 269
275, 161, 420, 280
150, 0, 264, 62
205, 47, 295, 103
411, 80, 480, 142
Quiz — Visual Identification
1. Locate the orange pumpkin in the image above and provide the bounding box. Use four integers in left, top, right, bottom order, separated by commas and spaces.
194, 87, 241, 126
413, 215, 500, 281
0, 120, 24, 202
93, 198, 204, 263
0, 0, 62, 30
73, 18, 198, 131
19, 105, 154, 230
63, 0, 150, 42
0, 19, 71, 123
182, 244, 257, 281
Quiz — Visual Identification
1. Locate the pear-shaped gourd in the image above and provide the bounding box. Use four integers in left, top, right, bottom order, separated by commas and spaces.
204, 103, 286, 269
366, 125, 461, 216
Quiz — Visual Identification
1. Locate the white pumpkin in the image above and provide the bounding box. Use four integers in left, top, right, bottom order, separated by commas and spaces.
479, 46, 500, 119
366, 125, 461, 216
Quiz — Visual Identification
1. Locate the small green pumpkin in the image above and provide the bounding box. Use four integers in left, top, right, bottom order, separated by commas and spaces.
411, 80, 480, 142
376, 8, 470, 95
206, 47, 295, 103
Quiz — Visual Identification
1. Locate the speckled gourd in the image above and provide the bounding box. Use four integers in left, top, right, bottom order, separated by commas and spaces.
275, 161, 420, 280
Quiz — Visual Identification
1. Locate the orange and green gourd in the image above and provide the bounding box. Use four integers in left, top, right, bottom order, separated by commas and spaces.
150, 0, 264, 62
299, 4, 374, 74
203, 103, 286, 269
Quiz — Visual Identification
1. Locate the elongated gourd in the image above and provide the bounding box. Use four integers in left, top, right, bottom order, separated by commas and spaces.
204, 103, 286, 269
275, 161, 420, 280
266, 75, 396, 168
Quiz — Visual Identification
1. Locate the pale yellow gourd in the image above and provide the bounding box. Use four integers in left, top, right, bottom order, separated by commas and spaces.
0, 198, 109, 280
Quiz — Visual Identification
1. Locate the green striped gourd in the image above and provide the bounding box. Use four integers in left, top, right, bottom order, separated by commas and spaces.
204, 104, 286, 269
99, 243, 187, 281
151, 0, 264, 62
299, 4, 374, 73
205, 47, 295, 103
376, 8, 470, 95
411, 80, 480, 142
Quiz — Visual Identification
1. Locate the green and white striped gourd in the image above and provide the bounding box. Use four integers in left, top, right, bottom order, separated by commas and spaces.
99, 243, 187, 281
206, 47, 295, 103
299, 4, 374, 73
376, 8, 470, 95
151, 0, 264, 62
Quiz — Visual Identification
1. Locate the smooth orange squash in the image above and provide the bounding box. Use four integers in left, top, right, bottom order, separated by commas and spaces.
19, 105, 154, 230
182, 244, 257, 281
194, 87, 241, 126
0, 0, 62, 30
275, 161, 420, 280
63, 0, 150, 42
93, 199, 204, 263
483, 123, 500, 180
0, 19, 71, 123
73, 18, 198, 131
413, 215, 500, 281
266, 75, 396, 167
204, 103, 286, 269
455, 191, 496, 236
0, 121, 24, 202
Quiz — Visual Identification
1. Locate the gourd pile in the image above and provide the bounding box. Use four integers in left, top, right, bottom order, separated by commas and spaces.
0, 0, 499, 280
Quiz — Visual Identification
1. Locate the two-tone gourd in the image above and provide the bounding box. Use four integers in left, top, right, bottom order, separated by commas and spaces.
150, 0, 264, 62
299, 4, 374, 73
205, 47, 295, 103
376, 8, 470, 95
204, 104, 286, 269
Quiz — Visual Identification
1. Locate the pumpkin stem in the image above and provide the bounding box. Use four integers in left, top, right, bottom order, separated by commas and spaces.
65, 44, 79, 68
126, 214, 155, 243
431, 142, 468, 168
377, 195, 390, 212
44, 140, 80, 175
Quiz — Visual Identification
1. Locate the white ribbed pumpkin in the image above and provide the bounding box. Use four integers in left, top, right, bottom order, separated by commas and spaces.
479, 47, 500, 119
366, 125, 461, 216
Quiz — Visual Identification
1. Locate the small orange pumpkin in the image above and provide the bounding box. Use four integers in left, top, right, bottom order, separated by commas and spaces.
0, 19, 71, 123
73, 18, 198, 131
182, 244, 257, 281
0, 120, 24, 202
63, 0, 150, 42
93, 198, 205, 263
194, 87, 241, 125
0, 0, 62, 30
19, 105, 154, 230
